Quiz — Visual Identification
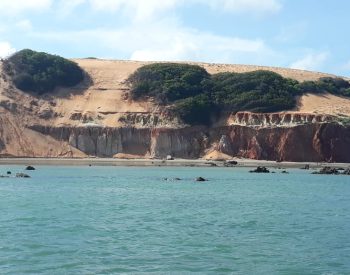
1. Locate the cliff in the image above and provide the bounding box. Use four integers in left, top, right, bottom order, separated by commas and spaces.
27, 121, 350, 162
1, 58, 350, 162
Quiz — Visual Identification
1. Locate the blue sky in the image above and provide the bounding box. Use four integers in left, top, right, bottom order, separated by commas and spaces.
0, 0, 349, 76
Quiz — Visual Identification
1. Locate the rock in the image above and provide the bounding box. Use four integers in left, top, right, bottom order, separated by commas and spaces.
218, 135, 233, 155
342, 168, 350, 175
301, 164, 310, 170
38, 108, 55, 119
250, 166, 270, 173
0, 175, 10, 178
25, 166, 36, 171
163, 177, 181, 182
16, 173, 31, 178
196, 177, 207, 182
312, 167, 340, 175
205, 162, 217, 167
281, 170, 289, 174
166, 155, 174, 160
7, 171, 11, 175
224, 160, 238, 167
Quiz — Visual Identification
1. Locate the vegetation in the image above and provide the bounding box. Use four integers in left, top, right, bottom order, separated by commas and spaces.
297, 77, 350, 97
127, 63, 211, 103
211, 71, 299, 113
128, 63, 350, 125
4, 49, 84, 94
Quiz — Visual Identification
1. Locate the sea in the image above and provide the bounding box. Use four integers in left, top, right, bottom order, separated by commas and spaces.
0, 166, 349, 274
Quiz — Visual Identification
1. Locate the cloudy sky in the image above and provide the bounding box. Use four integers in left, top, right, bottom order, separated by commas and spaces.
0, 0, 349, 76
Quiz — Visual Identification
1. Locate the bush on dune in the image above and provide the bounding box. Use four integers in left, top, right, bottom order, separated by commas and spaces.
127, 63, 210, 103
5, 49, 84, 94
128, 63, 350, 125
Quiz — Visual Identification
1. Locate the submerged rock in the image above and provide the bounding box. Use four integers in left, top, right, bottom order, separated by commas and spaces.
224, 160, 238, 167
196, 177, 207, 182
343, 168, 350, 175
301, 164, 310, 170
16, 173, 31, 178
250, 166, 270, 173
7, 171, 11, 175
25, 166, 36, 171
205, 162, 217, 167
312, 167, 340, 175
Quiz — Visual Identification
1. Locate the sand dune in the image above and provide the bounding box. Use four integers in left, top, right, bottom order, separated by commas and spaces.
1, 58, 350, 131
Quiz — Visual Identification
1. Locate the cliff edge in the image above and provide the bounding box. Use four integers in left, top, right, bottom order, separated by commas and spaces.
1, 57, 350, 162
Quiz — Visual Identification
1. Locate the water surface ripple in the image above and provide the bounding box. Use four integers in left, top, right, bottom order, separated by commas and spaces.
0, 166, 349, 274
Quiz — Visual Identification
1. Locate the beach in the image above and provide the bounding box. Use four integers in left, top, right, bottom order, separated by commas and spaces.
0, 157, 349, 169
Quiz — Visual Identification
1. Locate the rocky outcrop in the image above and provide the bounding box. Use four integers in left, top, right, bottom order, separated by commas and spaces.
228, 112, 335, 128
28, 122, 350, 162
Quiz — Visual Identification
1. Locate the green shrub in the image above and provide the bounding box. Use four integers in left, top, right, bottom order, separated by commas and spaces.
174, 94, 217, 126
127, 63, 210, 103
211, 71, 298, 112
126, 63, 350, 126
5, 49, 84, 94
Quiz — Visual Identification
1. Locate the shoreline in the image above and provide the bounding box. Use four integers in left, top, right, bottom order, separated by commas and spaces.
0, 158, 349, 169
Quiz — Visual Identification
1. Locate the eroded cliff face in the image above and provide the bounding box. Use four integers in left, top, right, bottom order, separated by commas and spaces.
228, 112, 335, 128
28, 121, 350, 162
1, 59, 350, 162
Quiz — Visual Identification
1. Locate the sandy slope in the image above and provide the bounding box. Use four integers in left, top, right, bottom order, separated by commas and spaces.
296, 93, 350, 116
52, 59, 350, 127
1, 58, 350, 130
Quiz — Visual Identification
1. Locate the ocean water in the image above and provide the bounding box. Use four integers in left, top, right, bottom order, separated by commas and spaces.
0, 166, 349, 274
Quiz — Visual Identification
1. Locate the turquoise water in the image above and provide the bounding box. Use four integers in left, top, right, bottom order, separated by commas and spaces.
0, 166, 349, 274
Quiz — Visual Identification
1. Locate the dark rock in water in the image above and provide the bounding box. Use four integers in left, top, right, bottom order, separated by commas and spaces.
196, 177, 207, 182
281, 170, 289, 174
250, 166, 270, 173
342, 168, 350, 175
25, 166, 36, 171
312, 167, 340, 175
301, 164, 310, 170
163, 177, 181, 182
7, 171, 11, 175
16, 173, 31, 178
224, 160, 238, 167
205, 162, 217, 167
0, 175, 10, 178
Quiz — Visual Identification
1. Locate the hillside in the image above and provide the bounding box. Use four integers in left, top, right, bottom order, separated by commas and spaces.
1, 54, 350, 160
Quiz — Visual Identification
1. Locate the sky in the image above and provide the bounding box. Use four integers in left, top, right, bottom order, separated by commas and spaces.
0, 0, 349, 76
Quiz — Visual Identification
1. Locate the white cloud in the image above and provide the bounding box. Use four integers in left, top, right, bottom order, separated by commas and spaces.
88, 0, 180, 21
0, 0, 52, 15
30, 20, 274, 65
56, 0, 282, 20
130, 28, 267, 62
290, 52, 329, 71
57, 0, 86, 15
202, 0, 282, 14
0, 42, 16, 58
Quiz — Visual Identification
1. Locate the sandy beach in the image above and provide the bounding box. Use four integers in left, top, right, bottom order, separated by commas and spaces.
0, 158, 349, 169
